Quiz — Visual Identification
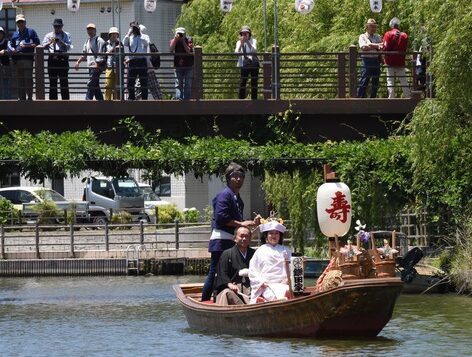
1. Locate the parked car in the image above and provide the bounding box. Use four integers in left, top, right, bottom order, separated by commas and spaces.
0, 186, 88, 222
138, 183, 170, 221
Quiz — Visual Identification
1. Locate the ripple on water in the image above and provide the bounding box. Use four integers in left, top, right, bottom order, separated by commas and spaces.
1, 277, 471, 356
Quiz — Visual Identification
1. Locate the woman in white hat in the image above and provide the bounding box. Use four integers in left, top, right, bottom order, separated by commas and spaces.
248, 220, 292, 303
104, 27, 122, 100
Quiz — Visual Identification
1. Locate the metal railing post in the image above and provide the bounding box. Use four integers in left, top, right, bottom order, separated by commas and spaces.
175, 219, 180, 250
412, 52, 418, 91
0, 225, 5, 259
271, 45, 281, 99
193, 46, 203, 100
70, 221, 75, 258
337, 53, 346, 98
140, 220, 144, 245
105, 221, 109, 251
154, 206, 159, 225
35, 220, 40, 259
34, 46, 45, 100
263, 52, 272, 100
348, 45, 358, 98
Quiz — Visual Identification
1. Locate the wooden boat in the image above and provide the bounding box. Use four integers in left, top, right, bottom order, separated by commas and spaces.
174, 277, 403, 338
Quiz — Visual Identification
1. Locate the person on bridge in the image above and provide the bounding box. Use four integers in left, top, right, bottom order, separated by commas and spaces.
104, 27, 123, 101
213, 226, 255, 305
383, 17, 411, 98
75, 23, 106, 100
0, 27, 13, 99
170, 27, 194, 100
8, 14, 40, 100
124, 22, 150, 101
42, 19, 72, 100
235, 25, 259, 100
201, 162, 258, 301
357, 19, 383, 98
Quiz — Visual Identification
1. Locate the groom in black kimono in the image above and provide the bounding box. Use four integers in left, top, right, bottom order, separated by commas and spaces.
214, 226, 255, 305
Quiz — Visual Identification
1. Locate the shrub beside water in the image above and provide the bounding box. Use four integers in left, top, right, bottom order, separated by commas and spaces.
450, 216, 472, 293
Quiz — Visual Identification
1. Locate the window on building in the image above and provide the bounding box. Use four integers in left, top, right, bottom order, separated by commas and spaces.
0, 8, 17, 38
152, 176, 171, 197
0, 172, 20, 187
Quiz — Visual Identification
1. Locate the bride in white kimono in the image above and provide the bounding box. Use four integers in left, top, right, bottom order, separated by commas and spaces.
248, 220, 292, 303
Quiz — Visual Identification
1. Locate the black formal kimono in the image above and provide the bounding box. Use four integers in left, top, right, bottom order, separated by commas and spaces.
214, 245, 255, 304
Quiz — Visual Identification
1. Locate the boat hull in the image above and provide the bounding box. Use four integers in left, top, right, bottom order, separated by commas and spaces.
174, 278, 403, 338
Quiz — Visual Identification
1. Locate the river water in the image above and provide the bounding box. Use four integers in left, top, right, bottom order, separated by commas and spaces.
1, 276, 471, 356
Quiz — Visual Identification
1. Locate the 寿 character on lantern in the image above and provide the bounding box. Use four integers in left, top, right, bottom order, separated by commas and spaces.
317, 181, 352, 237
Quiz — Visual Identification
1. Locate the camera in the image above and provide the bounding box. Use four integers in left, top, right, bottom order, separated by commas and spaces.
54, 38, 59, 42
178, 33, 183, 38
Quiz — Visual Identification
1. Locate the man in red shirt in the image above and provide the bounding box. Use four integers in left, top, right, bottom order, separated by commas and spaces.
383, 17, 411, 98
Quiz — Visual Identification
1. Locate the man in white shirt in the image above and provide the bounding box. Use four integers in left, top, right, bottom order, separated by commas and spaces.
123, 21, 149, 100
357, 19, 383, 98
74, 23, 106, 100
42, 18, 72, 100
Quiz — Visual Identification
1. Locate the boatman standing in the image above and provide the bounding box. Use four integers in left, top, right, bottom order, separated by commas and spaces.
201, 162, 258, 301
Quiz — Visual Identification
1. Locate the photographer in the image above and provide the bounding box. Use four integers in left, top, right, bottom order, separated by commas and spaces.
169, 27, 193, 100
123, 21, 149, 100
42, 19, 72, 100
235, 26, 259, 100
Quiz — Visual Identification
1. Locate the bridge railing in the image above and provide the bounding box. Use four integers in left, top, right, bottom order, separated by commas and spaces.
2, 46, 429, 101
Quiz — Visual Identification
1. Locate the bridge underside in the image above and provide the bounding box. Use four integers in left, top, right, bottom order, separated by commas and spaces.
1, 96, 421, 143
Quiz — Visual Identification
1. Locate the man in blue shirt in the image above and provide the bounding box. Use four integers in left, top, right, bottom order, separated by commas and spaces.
42, 19, 72, 100
8, 14, 40, 100
201, 162, 258, 301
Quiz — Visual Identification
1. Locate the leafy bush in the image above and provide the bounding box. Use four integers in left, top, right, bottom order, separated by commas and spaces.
33, 200, 60, 225
111, 211, 133, 230
202, 205, 213, 223
158, 204, 183, 224
182, 207, 200, 223
0, 197, 18, 225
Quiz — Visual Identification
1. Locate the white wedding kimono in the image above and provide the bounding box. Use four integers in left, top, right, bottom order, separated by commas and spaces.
248, 244, 292, 304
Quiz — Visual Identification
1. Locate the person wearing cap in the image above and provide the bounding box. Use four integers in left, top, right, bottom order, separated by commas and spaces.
169, 27, 194, 100
357, 19, 383, 98
0, 26, 13, 99
383, 17, 411, 98
104, 27, 123, 100
248, 220, 292, 304
235, 25, 259, 100
123, 21, 150, 101
213, 226, 255, 305
75, 23, 106, 100
42, 19, 72, 100
7, 14, 40, 100
201, 162, 258, 301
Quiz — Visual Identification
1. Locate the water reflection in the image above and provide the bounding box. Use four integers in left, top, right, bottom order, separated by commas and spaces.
1, 276, 471, 356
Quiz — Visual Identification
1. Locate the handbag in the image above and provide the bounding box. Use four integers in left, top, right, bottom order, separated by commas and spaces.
242, 43, 259, 68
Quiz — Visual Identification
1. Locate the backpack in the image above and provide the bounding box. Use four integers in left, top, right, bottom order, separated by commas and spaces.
149, 43, 161, 69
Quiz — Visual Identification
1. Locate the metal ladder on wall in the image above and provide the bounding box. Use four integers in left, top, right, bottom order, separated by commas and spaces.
125, 244, 147, 275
